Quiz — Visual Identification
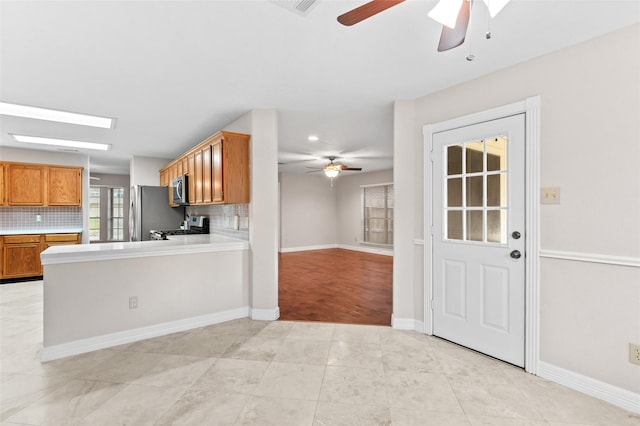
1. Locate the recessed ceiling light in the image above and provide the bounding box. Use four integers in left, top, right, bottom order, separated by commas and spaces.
11, 134, 111, 151
308, 135, 319, 142
0, 102, 115, 129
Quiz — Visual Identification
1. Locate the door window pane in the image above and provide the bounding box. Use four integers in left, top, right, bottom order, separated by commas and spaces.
466, 210, 483, 242
447, 145, 463, 175
487, 210, 507, 243
89, 187, 101, 241
487, 173, 507, 207
443, 134, 509, 244
487, 136, 507, 172
447, 178, 462, 207
109, 187, 124, 241
466, 176, 483, 207
465, 140, 484, 173
447, 210, 463, 240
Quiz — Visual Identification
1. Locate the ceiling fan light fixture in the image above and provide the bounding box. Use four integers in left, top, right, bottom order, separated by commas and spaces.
324, 164, 341, 178
428, 0, 463, 28
481, 0, 510, 17
307, 135, 319, 142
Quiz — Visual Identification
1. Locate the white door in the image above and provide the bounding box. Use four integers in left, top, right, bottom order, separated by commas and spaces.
432, 114, 526, 367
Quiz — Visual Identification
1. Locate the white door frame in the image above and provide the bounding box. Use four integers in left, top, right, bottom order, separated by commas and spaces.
423, 97, 541, 374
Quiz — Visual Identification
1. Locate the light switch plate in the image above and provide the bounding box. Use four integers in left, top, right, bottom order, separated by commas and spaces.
541, 187, 560, 204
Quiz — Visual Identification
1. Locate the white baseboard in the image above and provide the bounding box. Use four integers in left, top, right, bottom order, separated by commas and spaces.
538, 361, 640, 414
279, 244, 337, 253
250, 306, 280, 321
337, 244, 393, 256
279, 244, 393, 256
41, 307, 250, 362
391, 315, 425, 333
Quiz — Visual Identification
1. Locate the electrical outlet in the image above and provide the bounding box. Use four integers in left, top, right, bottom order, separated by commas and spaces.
35, 214, 42, 222
129, 296, 138, 310
630, 343, 640, 365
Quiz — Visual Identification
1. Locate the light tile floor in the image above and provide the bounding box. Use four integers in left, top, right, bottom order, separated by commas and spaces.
1, 281, 639, 425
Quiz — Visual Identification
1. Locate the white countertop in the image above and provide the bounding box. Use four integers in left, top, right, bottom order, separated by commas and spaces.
1, 228, 83, 235
41, 233, 249, 265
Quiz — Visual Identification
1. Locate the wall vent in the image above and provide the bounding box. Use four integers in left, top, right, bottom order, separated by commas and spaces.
270, 0, 319, 16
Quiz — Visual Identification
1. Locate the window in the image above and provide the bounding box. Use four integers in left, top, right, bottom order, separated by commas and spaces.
363, 184, 393, 245
89, 187, 101, 241
90, 185, 126, 242
109, 188, 124, 241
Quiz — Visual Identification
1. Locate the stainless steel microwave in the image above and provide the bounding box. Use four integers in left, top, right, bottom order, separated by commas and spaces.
171, 175, 189, 205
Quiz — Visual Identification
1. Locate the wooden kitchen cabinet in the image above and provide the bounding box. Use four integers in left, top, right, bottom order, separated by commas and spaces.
218, 132, 250, 204
47, 166, 82, 206
160, 169, 169, 187
0, 165, 4, 206
5, 164, 45, 206
194, 149, 203, 204
44, 233, 81, 248
2, 235, 43, 278
0, 233, 81, 279
187, 154, 195, 204
202, 145, 212, 204
159, 131, 249, 206
211, 139, 223, 203
1, 162, 83, 207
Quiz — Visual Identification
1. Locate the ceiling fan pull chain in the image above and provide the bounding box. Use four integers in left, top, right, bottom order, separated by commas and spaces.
466, 0, 475, 61
486, 4, 492, 39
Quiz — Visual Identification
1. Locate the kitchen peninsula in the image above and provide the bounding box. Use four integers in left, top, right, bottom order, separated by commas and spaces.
40, 234, 250, 361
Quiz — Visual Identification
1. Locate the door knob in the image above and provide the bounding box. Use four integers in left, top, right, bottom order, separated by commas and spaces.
512, 231, 521, 239
510, 250, 522, 259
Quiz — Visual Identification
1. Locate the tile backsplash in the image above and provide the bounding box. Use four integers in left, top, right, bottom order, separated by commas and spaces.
186, 204, 249, 240
0, 207, 83, 232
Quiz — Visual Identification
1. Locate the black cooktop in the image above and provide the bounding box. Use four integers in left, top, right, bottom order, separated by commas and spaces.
150, 226, 209, 240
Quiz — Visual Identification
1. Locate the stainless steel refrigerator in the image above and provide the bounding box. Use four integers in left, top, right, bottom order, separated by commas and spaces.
129, 185, 185, 241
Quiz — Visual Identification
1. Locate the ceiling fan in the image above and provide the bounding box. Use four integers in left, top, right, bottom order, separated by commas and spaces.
337, 0, 511, 52
307, 156, 363, 177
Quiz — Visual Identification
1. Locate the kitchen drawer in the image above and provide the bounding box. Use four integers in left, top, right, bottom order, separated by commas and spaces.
3, 235, 41, 244
45, 233, 79, 243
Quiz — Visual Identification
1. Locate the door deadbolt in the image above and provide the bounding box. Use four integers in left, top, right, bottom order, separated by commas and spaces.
510, 250, 522, 259
512, 231, 521, 239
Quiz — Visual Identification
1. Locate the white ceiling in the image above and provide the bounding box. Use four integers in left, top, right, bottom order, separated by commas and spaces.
1, 1, 638, 175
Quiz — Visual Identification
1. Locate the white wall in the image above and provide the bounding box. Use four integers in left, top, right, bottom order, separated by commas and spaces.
394, 24, 640, 395
280, 172, 337, 251
336, 169, 393, 254
43, 249, 249, 348
278, 170, 394, 255
129, 155, 170, 187
225, 110, 280, 320
0, 146, 91, 242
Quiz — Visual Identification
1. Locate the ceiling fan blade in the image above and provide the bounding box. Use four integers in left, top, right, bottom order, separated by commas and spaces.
306, 166, 324, 170
306, 170, 322, 174
437, 0, 471, 52
341, 167, 363, 171
337, 0, 405, 26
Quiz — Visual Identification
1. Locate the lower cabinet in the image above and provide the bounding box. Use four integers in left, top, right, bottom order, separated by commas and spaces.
2, 235, 43, 278
0, 233, 80, 279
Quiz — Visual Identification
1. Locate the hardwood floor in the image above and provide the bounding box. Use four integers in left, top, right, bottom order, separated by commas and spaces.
278, 248, 393, 326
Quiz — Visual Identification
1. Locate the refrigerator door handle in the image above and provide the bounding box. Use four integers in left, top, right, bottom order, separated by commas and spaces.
129, 186, 138, 241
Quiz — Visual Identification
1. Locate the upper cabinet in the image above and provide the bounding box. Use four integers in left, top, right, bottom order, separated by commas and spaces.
47, 166, 82, 206
1, 162, 83, 207
5, 163, 46, 206
160, 131, 250, 206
